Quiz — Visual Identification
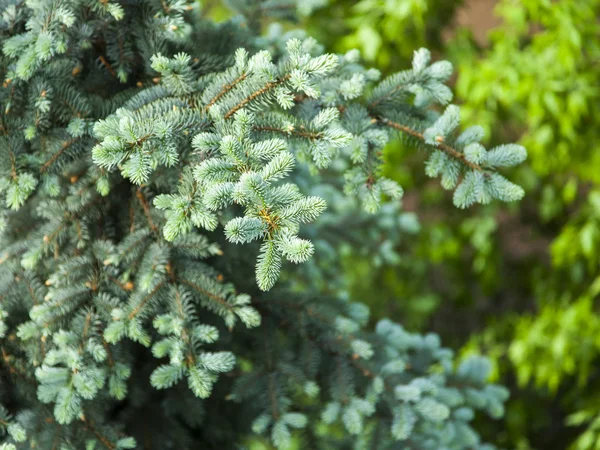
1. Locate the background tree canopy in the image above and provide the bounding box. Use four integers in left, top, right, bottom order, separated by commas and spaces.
301, 0, 600, 449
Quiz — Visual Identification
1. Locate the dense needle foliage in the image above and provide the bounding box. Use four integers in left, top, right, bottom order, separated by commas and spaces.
0, 0, 528, 448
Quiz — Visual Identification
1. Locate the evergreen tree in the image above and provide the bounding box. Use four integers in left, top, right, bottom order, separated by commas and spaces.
0, 0, 526, 448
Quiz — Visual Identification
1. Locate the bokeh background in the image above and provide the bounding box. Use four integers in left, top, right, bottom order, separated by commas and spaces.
209, 1, 600, 448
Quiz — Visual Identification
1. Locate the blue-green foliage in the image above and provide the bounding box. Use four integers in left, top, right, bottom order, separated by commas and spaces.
0, 0, 525, 448
90, 39, 526, 290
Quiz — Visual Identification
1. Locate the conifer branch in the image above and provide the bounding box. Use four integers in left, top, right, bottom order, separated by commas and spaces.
81, 417, 116, 450
119, 231, 151, 260
127, 280, 167, 320
81, 311, 93, 344
369, 84, 406, 109
224, 75, 291, 119
135, 188, 159, 234
253, 125, 323, 141
107, 275, 134, 292
178, 277, 235, 313
98, 55, 117, 78
6, 138, 18, 179
102, 339, 114, 367
378, 117, 485, 172
204, 73, 247, 112
40, 138, 80, 173
58, 96, 85, 118
159, 0, 171, 14
24, 279, 41, 306
172, 286, 196, 365
263, 299, 408, 397
1, 347, 36, 383
40, 291, 90, 326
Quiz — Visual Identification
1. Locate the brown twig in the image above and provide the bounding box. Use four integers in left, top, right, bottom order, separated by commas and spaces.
128, 280, 167, 320
135, 188, 158, 235
98, 55, 117, 78
224, 75, 291, 120
378, 117, 484, 172
203, 73, 247, 112
82, 416, 116, 450
40, 138, 79, 173
253, 125, 323, 141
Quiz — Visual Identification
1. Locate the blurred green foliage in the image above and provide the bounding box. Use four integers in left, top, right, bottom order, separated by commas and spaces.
451, 0, 600, 181
451, 2, 600, 448
305, 0, 600, 449
308, 0, 461, 68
